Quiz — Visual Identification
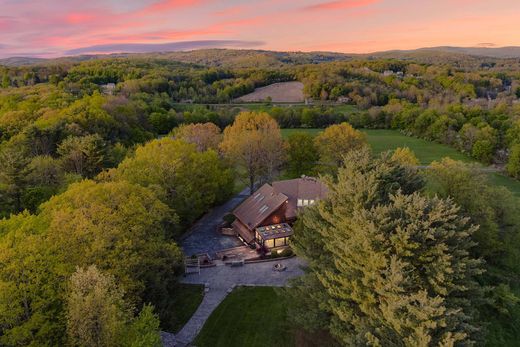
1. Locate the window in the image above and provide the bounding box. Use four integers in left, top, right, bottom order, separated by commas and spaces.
274, 237, 287, 247
303, 199, 309, 206
309, 200, 315, 205
297, 199, 303, 207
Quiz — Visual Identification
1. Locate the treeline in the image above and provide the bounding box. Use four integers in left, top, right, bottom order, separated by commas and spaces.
343, 100, 520, 175
297, 60, 520, 106
0, 134, 234, 346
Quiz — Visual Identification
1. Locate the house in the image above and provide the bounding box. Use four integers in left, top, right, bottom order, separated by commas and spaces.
231, 177, 327, 250
337, 96, 350, 104
101, 83, 116, 95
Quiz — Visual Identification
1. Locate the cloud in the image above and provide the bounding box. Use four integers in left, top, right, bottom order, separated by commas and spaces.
64, 40, 264, 55
302, 0, 380, 11
476, 42, 496, 47
135, 0, 208, 15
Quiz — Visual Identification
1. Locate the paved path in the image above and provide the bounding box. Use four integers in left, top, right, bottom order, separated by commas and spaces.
180, 188, 249, 258
163, 257, 305, 347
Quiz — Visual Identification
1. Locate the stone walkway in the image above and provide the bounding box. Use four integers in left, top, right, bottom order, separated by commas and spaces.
162, 257, 305, 347
180, 188, 249, 259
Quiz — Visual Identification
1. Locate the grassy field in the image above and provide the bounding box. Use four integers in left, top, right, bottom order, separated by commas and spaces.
281, 128, 471, 164
194, 287, 294, 347
162, 284, 204, 333
280, 128, 520, 196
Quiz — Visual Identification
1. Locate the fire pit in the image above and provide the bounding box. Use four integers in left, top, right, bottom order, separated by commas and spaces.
273, 263, 287, 272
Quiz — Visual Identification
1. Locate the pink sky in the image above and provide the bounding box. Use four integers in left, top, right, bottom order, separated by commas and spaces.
1, 0, 519, 58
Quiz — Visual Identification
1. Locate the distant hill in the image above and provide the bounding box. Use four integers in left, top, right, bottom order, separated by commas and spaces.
2, 46, 520, 68
0, 56, 48, 66
0, 49, 354, 68
371, 46, 520, 59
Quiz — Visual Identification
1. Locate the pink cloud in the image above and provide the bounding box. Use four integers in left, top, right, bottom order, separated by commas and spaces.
1, 0, 520, 58
303, 0, 380, 11
136, 0, 208, 15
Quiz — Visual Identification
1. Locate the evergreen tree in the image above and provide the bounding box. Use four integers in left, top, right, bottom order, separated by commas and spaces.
288, 149, 484, 346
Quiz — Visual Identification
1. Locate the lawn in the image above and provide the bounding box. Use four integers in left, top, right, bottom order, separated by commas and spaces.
280, 128, 520, 197
194, 287, 294, 347
161, 283, 204, 333
281, 128, 470, 164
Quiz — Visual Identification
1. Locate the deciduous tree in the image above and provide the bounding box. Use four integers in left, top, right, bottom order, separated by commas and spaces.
285, 132, 318, 177
220, 112, 284, 193
171, 122, 222, 152
112, 138, 233, 225
314, 122, 367, 169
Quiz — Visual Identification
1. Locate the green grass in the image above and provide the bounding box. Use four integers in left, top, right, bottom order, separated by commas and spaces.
162, 284, 204, 333
281, 128, 470, 165
280, 128, 520, 197
362, 129, 471, 164
194, 287, 294, 347
488, 173, 520, 197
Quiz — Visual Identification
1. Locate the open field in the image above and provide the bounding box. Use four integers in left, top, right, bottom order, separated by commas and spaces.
280, 128, 520, 196
234, 81, 304, 103
194, 287, 294, 347
281, 128, 471, 164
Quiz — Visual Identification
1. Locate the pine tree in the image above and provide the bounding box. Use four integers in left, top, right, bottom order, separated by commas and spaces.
288, 149, 484, 346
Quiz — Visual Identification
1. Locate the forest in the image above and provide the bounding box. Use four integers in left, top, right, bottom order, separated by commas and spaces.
1, 49, 520, 346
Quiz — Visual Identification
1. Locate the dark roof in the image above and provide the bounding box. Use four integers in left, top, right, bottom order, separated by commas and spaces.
232, 220, 255, 243
256, 223, 293, 241
272, 177, 327, 219
233, 183, 288, 230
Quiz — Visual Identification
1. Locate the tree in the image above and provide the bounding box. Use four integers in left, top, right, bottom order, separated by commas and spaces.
0, 140, 30, 214
506, 144, 520, 179
112, 138, 233, 225
67, 266, 162, 347
427, 158, 520, 268
123, 305, 162, 347
314, 122, 367, 169
472, 139, 494, 164
0, 213, 66, 346
220, 112, 284, 193
285, 132, 318, 177
67, 266, 131, 347
171, 122, 222, 152
57, 134, 105, 177
390, 147, 420, 167
288, 149, 483, 346
1, 74, 10, 88
40, 180, 183, 305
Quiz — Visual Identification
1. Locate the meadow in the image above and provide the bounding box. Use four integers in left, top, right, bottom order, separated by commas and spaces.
281, 128, 520, 196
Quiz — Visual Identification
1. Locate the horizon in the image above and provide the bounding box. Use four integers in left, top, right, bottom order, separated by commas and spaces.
1, 0, 520, 59
3, 43, 520, 61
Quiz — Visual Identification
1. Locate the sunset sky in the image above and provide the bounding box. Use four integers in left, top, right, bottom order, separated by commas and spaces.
1, 0, 519, 58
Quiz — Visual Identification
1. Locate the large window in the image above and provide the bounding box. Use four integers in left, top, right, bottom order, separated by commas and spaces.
274, 237, 287, 247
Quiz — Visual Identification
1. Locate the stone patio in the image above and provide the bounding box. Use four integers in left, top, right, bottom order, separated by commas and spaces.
180, 188, 249, 259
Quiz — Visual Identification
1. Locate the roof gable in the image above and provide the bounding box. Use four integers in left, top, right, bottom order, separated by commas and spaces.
233, 184, 288, 229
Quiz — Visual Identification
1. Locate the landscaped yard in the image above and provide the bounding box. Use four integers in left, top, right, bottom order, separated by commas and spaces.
162, 283, 205, 333
194, 287, 294, 347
